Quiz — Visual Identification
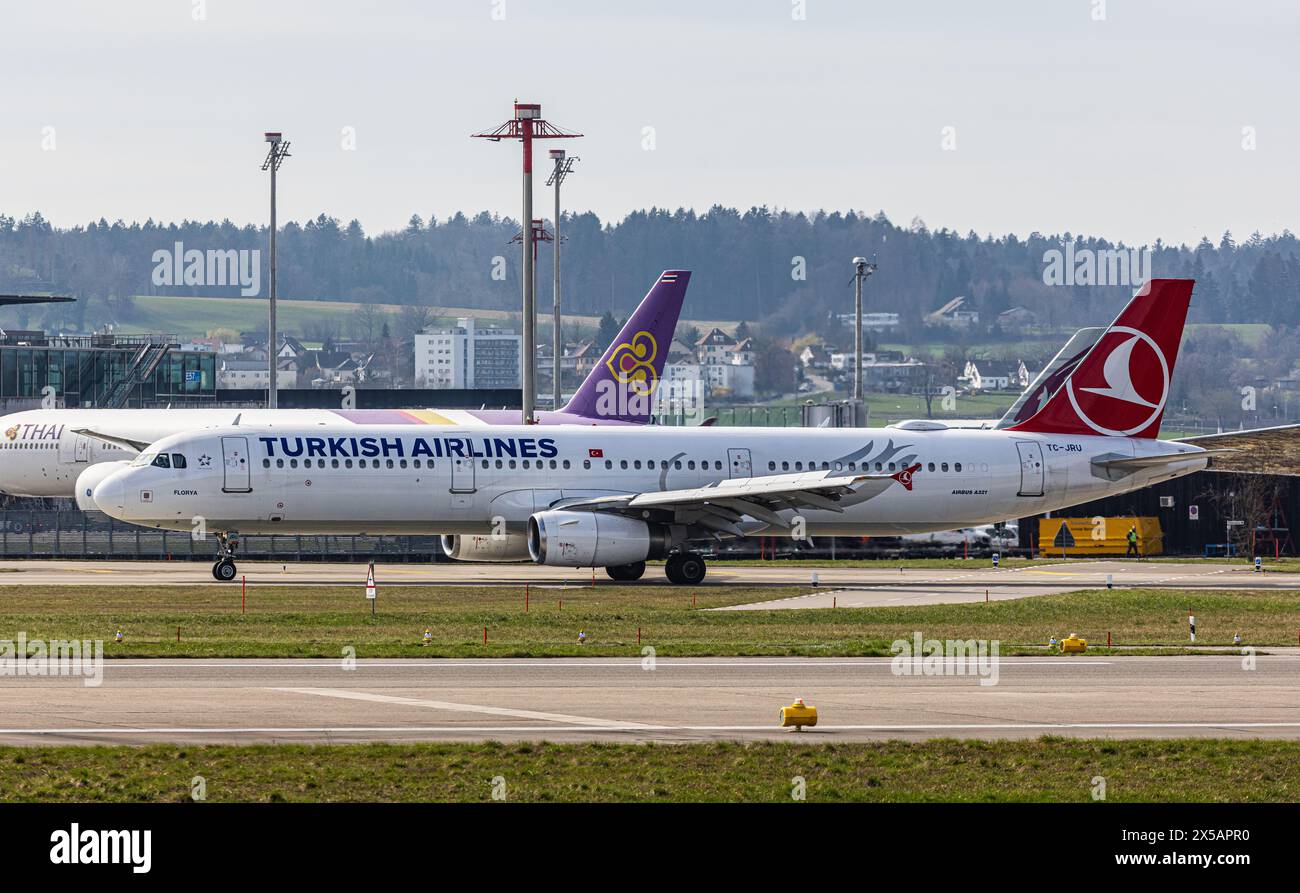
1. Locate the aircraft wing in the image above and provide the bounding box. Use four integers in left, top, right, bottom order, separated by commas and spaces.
1175, 425, 1300, 476
70, 428, 151, 454
562, 465, 919, 534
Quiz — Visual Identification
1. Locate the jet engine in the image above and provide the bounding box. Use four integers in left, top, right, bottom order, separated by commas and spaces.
74, 461, 132, 512
528, 510, 670, 567
440, 533, 532, 562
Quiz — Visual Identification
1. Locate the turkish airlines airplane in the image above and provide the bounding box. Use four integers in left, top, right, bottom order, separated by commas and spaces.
0, 270, 689, 499
89, 279, 1241, 584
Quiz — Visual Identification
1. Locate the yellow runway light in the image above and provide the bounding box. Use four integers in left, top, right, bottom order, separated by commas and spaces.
780, 698, 818, 730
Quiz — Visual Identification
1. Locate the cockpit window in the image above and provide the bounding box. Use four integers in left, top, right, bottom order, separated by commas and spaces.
150, 453, 171, 469
171, 454, 187, 469
131, 452, 154, 467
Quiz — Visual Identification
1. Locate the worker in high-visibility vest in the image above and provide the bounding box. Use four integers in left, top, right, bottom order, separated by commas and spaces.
1125, 525, 1139, 558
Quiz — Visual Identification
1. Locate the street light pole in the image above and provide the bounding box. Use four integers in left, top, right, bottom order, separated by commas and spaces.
546, 150, 578, 409
262, 132, 291, 410
851, 256, 877, 405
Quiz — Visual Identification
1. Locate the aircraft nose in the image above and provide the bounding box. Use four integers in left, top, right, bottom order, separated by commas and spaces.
92, 473, 127, 518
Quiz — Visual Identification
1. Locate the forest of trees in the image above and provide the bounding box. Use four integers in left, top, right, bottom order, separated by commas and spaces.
1, 207, 1298, 342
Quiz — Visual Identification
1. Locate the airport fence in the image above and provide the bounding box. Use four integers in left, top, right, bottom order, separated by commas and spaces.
0, 510, 443, 563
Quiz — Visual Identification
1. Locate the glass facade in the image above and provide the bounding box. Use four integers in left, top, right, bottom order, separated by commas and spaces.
0, 337, 216, 407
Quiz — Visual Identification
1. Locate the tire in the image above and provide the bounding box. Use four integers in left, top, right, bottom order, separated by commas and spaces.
605, 561, 646, 582
676, 552, 706, 585
664, 554, 684, 584
214, 559, 237, 582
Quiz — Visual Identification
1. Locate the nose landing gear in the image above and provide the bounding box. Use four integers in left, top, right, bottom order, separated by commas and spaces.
212, 532, 240, 582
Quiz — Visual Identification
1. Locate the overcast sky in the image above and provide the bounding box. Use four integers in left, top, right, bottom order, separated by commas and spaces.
2, 0, 1295, 246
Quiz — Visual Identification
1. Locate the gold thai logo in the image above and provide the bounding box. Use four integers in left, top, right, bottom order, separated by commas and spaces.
4, 426, 17, 442
605, 330, 658, 395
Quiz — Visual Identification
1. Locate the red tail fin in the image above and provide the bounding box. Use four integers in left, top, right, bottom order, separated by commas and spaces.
1008, 279, 1193, 439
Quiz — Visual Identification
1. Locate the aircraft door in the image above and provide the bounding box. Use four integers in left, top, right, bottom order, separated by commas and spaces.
1015, 441, 1044, 497
451, 456, 476, 493
221, 436, 252, 493
727, 448, 753, 478
59, 433, 90, 464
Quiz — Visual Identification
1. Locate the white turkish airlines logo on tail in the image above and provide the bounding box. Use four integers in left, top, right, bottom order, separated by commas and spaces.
1066, 325, 1170, 436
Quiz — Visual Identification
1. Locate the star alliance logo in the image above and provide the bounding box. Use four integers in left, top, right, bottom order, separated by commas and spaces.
198, 454, 212, 467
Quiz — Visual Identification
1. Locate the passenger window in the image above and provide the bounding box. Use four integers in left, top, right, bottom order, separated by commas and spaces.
674, 460, 682, 470
687, 460, 696, 470
480, 460, 488, 469
954, 462, 962, 472
795, 462, 803, 471
562, 459, 570, 469
604, 460, 611, 469
510, 460, 517, 469
633, 460, 641, 470
620, 460, 628, 469
941, 462, 949, 472
782, 461, 789, 471
276, 458, 285, 468
768, 461, 776, 471
345, 459, 353, 468
332, 459, 340, 468
495, 459, 503, 469
262, 458, 271, 469
400, 459, 408, 469
413, 459, 421, 469
888, 462, 896, 471
583, 459, 591, 470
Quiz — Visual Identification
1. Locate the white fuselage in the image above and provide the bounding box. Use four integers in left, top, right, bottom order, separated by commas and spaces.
0, 407, 513, 498
92, 422, 1208, 537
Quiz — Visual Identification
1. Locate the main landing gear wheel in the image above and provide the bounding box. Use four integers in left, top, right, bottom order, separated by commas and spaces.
605, 561, 646, 582
212, 558, 237, 582
665, 552, 706, 585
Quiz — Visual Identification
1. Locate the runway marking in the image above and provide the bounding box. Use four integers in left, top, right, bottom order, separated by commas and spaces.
272, 686, 666, 729
2, 721, 1300, 736
65, 657, 1131, 669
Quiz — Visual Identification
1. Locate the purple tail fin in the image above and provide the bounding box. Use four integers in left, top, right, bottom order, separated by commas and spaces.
563, 270, 690, 423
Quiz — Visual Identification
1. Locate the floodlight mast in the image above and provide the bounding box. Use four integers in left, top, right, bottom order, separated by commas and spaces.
472, 103, 582, 424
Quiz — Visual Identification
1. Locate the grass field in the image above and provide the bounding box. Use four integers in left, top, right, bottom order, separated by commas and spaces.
2, 738, 1295, 802
3, 583, 1298, 657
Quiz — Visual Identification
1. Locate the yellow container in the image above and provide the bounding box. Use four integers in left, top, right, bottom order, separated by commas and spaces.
1037, 517, 1163, 556
780, 699, 818, 729
1060, 634, 1087, 653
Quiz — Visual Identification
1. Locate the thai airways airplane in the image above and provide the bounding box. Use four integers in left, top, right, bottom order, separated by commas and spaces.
90, 279, 1241, 584
0, 270, 689, 499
